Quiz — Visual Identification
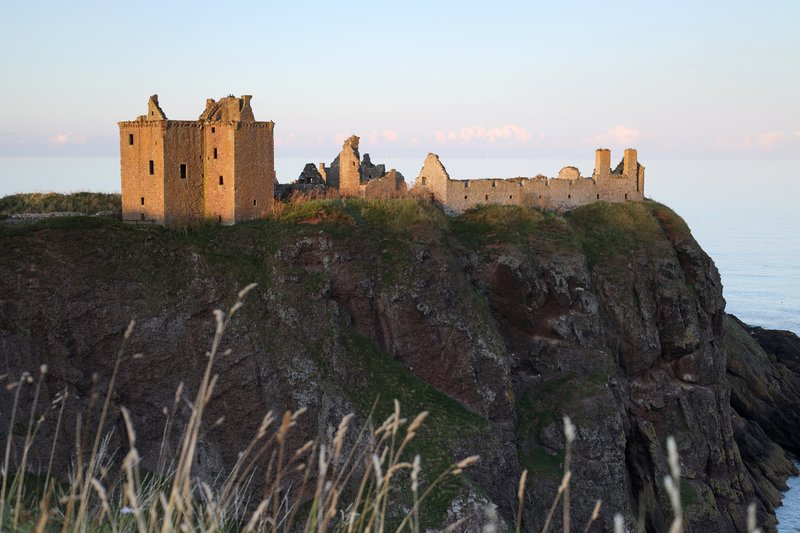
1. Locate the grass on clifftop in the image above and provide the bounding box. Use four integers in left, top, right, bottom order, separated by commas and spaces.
452, 204, 576, 252
0, 192, 121, 216
566, 201, 671, 266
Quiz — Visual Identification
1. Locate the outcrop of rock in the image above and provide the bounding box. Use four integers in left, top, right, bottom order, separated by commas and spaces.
0, 200, 797, 531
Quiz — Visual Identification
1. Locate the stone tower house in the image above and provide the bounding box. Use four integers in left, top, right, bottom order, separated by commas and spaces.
119, 94, 275, 226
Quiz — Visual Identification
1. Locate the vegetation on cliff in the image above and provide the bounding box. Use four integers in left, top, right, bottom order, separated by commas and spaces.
0, 196, 797, 531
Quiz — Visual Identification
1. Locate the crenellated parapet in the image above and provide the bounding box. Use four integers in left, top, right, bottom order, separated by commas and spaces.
413, 149, 645, 213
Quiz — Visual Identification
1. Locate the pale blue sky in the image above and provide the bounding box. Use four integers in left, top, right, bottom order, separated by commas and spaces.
1, 0, 798, 160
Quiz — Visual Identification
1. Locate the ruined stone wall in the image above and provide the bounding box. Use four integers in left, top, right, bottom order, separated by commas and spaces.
203, 123, 236, 224
119, 121, 166, 223
163, 122, 204, 226
362, 169, 407, 198
233, 122, 275, 221
442, 176, 548, 212
415, 150, 645, 213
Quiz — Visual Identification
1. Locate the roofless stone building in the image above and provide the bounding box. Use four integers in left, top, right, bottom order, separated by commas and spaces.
413, 149, 645, 213
119, 94, 275, 226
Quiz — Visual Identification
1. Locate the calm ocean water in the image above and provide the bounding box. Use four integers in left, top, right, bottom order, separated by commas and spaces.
1, 156, 799, 528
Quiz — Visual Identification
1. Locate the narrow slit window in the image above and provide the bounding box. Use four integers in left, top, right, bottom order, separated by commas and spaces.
211, 127, 216, 133
140, 197, 145, 205
213, 148, 218, 159
492, 182, 496, 187
485, 195, 489, 200
219, 176, 224, 185
625, 193, 628, 200
464, 195, 468, 200
218, 215, 222, 223
597, 194, 600, 199
180, 164, 187, 179
509, 195, 513, 199
253, 199, 257, 206
128, 133, 134, 145
568, 194, 571, 199
149, 160, 154, 175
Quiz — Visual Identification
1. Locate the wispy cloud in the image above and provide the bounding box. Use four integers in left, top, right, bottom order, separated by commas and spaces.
49, 132, 87, 145
757, 131, 785, 148
274, 132, 297, 146
714, 130, 792, 151
434, 124, 536, 144
368, 130, 399, 144
589, 125, 641, 147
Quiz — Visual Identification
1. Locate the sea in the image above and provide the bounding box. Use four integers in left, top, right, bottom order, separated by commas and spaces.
1, 156, 799, 529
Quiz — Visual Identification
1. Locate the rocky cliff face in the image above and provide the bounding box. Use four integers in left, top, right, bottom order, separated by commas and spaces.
0, 200, 798, 532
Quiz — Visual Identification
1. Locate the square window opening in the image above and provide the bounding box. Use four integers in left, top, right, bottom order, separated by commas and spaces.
211, 127, 216, 133
485, 195, 489, 200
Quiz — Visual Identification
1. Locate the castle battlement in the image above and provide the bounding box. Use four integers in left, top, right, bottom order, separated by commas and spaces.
119, 94, 275, 226
413, 149, 645, 213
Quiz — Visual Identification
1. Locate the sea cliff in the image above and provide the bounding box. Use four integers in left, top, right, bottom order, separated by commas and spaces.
1, 199, 798, 531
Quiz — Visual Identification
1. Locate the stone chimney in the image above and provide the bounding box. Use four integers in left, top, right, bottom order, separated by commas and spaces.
623, 148, 638, 178
594, 149, 611, 180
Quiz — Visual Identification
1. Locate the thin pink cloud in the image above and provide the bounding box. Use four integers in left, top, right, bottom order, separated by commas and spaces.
434, 124, 535, 144
714, 131, 793, 151
590, 125, 641, 147
49, 132, 87, 145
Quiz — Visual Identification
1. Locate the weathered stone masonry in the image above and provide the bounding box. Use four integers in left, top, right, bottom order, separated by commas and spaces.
413, 148, 645, 213
119, 95, 275, 226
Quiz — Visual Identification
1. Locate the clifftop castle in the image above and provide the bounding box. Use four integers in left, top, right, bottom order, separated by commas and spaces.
119, 94, 645, 225
119, 94, 274, 225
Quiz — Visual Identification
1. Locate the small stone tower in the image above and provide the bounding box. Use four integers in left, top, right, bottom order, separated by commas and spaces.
338, 135, 362, 196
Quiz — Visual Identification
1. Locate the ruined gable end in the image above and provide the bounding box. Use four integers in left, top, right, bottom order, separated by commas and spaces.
147, 94, 167, 120
413, 153, 451, 202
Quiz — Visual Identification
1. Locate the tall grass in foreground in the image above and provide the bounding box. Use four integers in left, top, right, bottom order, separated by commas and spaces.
0, 285, 764, 532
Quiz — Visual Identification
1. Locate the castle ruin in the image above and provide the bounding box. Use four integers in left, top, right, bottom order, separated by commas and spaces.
119, 93, 643, 223
118, 95, 275, 225
413, 148, 645, 213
